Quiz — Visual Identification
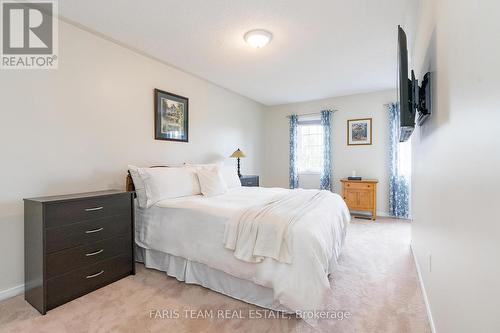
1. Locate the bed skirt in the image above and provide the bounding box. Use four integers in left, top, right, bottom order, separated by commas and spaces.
135, 246, 290, 313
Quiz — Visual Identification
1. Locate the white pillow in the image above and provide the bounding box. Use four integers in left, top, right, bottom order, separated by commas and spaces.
128, 165, 148, 208
197, 168, 228, 197
138, 167, 201, 208
186, 163, 241, 189
184, 162, 221, 171
220, 165, 241, 188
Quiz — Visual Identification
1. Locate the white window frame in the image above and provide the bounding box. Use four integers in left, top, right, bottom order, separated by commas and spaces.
296, 118, 324, 175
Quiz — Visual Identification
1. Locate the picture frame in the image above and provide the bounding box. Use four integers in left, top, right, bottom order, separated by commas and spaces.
154, 88, 189, 142
347, 118, 372, 145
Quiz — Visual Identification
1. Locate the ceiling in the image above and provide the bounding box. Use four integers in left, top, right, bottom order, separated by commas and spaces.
59, 0, 414, 106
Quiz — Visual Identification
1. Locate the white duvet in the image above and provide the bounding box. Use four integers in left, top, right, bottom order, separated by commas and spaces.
135, 186, 350, 313
224, 189, 333, 264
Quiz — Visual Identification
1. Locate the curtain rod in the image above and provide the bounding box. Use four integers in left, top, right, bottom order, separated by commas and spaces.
285, 109, 338, 118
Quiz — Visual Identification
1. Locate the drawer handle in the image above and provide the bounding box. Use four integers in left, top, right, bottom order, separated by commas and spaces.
85, 227, 103, 234
86, 270, 104, 279
85, 206, 103, 212
85, 249, 104, 257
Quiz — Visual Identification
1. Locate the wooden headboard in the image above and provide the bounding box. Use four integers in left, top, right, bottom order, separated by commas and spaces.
126, 172, 135, 192
126, 166, 171, 192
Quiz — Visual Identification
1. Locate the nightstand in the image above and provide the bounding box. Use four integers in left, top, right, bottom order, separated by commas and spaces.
240, 175, 259, 187
340, 179, 378, 220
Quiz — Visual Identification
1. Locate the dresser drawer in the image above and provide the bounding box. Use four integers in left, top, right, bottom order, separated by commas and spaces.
343, 182, 374, 190
46, 254, 132, 310
46, 234, 131, 279
46, 215, 131, 254
45, 193, 131, 228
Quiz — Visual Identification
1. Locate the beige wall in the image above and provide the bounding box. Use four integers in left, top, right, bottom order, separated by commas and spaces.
410, 0, 500, 332
262, 90, 396, 215
0, 21, 265, 294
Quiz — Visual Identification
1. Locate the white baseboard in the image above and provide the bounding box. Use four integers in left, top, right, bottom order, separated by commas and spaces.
377, 211, 391, 217
410, 244, 437, 333
0, 284, 24, 302
351, 211, 392, 219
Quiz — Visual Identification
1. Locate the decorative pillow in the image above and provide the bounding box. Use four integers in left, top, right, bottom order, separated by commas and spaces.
220, 165, 241, 188
138, 167, 201, 208
128, 165, 148, 208
197, 168, 228, 197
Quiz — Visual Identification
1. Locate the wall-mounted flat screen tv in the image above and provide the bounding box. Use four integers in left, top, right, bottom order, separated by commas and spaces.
397, 25, 432, 142
398, 26, 415, 142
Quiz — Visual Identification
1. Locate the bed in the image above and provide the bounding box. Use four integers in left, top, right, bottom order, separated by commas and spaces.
127, 166, 351, 315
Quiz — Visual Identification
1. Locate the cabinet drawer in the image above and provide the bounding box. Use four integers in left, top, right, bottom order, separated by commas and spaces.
46, 234, 131, 279
46, 215, 131, 254
45, 194, 131, 228
46, 254, 132, 310
343, 182, 374, 190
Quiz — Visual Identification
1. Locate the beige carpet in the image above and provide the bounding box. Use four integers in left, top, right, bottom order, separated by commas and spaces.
0, 218, 430, 333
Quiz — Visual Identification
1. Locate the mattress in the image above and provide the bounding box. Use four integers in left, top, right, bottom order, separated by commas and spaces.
135, 186, 350, 313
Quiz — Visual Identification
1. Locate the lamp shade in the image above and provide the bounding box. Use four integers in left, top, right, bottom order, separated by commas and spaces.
230, 148, 246, 158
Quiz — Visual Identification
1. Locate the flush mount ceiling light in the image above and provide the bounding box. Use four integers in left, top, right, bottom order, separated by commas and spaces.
244, 29, 273, 48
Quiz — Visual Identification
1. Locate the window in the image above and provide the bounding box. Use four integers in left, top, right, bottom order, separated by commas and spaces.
398, 137, 412, 179
297, 121, 324, 174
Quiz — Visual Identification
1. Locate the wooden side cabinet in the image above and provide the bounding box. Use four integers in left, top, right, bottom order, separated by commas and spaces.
341, 179, 378, 220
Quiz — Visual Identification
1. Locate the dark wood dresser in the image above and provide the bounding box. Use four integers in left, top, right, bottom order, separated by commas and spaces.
239, 175, 259, 187
24, 190, 135, 314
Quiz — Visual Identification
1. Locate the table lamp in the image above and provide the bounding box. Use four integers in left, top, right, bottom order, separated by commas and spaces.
230, 148, 246, 177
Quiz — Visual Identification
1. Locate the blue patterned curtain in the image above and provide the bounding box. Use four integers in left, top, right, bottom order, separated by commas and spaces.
388, 103, 410, 218
320, 110, 332, 191
289, 114, 299, 189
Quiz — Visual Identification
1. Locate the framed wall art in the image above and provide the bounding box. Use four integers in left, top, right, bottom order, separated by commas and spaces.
347, 118, 372, 145
154, 89, 189, 142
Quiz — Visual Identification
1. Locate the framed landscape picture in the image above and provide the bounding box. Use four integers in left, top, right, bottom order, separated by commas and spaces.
154, 89, 188, 142
347, 118, 372, 145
